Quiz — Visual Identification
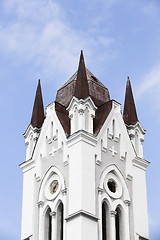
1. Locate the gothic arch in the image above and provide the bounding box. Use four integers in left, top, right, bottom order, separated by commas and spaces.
99, 164, 130, 202
115, 204, 125, 240
38, 166, 66, 203
44, 207, 52, 240
101, 200, 111, 240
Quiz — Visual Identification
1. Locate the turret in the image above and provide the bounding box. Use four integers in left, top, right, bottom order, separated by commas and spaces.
24, 80, 44, 160
67, 51, 97, 134
123, 77, 145, 158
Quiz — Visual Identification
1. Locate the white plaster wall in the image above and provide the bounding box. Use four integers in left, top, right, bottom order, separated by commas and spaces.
68, 137, 96, 215
81, 141, 95, 214
81, 217, 98, 240
66, 216, 82, 240
132, 166, 149, 238
66, 216, 98, 240
21, 167, 35, 239
68, 141, 82, 214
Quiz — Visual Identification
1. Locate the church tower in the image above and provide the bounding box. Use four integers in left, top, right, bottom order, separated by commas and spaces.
20, 51, 150, 240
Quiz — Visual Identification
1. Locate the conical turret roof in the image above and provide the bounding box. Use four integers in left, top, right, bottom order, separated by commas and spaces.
56, 51, 110, 108
74, 50, 89, 100
123, 77, 138, 125
31, 80, 44, 128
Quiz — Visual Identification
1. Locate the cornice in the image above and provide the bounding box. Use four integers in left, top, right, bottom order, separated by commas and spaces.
66, 210, 99, 222
23, 124, 41, 138
19, 158, 35, 173
67, 130, 97, 147
126, 121, 146, 135
132, 157, 150, 170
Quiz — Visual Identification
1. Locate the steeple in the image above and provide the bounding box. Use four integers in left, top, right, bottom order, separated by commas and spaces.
123, 76, 138, 125
74, 50, 90, 100
31, 79, 44, 128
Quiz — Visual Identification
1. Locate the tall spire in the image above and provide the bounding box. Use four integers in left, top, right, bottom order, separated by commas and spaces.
31, 79, 44, 128
123, 77, 138, 125
74, 50, 90, 100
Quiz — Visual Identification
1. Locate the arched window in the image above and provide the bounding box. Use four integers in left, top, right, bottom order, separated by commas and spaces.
45, 207, 52, 240
57, 202, 64, 240
115, 207, 122, 240
102, 202, 107, 240
102, 202, 110, 240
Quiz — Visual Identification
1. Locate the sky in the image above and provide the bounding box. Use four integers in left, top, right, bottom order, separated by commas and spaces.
0, 0, 160, 239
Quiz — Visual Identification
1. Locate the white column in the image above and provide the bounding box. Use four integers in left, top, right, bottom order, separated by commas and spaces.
98, 188, 103, 240
38, 201, 44, 240
78, 109, 85, 130
124, 200, 130, 240
50, 211, 57, 240
110, 210, 116, 240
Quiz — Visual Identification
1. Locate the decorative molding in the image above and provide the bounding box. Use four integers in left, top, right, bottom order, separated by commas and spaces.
37, 201, 44, 208
133, 157, 150, 170
126, 174, 133, 181
50, 211, 56, 218
67, 130, 97, 148
110, 210, 117, 217
109, 146, 117, 157
78, 109, 84, 115
19, 159, 35, 173
66, 210, 99, 222
36, 176, 41, 182
124, 200, 131, 206
98, 187, 103, 195
62, 188, 67, 195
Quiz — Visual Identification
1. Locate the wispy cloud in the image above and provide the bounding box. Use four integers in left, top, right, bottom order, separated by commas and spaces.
136, 64, 160, 106
0, 0, 116, 81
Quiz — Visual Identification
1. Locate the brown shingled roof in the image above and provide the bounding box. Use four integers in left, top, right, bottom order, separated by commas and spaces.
123, 77, 138, 125
31, 80, 44, 128
55, 51, 112, 136
56, 54, 110, 108
94, 100, 112, 135
55, 102, 70, 137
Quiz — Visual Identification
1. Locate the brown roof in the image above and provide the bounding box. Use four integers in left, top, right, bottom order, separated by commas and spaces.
56, 60, 110, 108
31, 80, 44, 128
123, 77, 138, 125
74, 50, 90, 100
94, 100, 112, 135
55, 51, 112, 136
55, 102, 70, 137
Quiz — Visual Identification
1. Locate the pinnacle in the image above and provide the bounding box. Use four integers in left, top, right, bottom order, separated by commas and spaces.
30, 80, 44, 128
123, 77, 138, 125
74, 50, 90, 100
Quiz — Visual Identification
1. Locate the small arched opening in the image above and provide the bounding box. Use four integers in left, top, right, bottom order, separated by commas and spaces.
57, 202, 64, 240
44, 207, 52, 240
102, 201, 110, 240
115, 207, 122, 240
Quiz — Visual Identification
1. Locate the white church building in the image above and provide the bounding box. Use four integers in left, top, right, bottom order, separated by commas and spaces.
20, 51, 150, 240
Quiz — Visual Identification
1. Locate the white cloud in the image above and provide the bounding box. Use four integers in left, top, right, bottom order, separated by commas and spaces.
136, 64, 160, 104
0, 0, 116, 81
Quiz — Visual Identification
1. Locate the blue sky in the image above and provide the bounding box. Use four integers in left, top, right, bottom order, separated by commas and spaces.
0, 0, 160, 239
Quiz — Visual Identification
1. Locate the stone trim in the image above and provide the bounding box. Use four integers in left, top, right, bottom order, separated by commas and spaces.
66, 210, 99, 222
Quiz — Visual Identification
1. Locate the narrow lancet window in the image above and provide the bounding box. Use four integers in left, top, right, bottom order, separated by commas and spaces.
57, 202, 64, 240
102, 202, 107, 240
45, 207, 52, 240
115, 207, 120, 240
